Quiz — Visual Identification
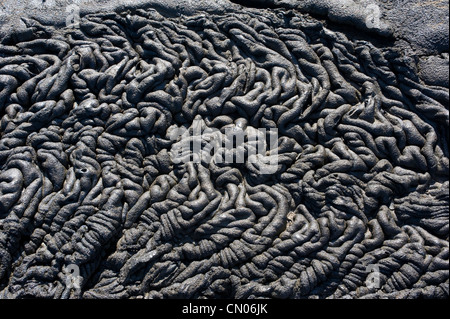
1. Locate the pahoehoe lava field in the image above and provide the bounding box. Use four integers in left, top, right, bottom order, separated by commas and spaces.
0, 0, 448, 299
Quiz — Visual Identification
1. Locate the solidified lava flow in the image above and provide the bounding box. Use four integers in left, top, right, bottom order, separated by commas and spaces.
0, 7, 448, 299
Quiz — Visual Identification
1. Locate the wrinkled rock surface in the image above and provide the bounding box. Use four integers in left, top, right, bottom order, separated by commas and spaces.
0, 0, 448, 299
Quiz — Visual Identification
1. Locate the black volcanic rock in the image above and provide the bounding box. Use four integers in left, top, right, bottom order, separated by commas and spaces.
0, 0, 448, 299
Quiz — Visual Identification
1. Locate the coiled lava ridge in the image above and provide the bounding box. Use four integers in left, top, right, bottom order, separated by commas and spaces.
0, 8, 448, 299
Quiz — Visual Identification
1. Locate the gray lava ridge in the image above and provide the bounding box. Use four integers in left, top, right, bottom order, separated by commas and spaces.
0, 6, 448, 299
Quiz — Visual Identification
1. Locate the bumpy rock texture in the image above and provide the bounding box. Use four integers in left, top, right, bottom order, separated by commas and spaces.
0, 4, 448, 299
